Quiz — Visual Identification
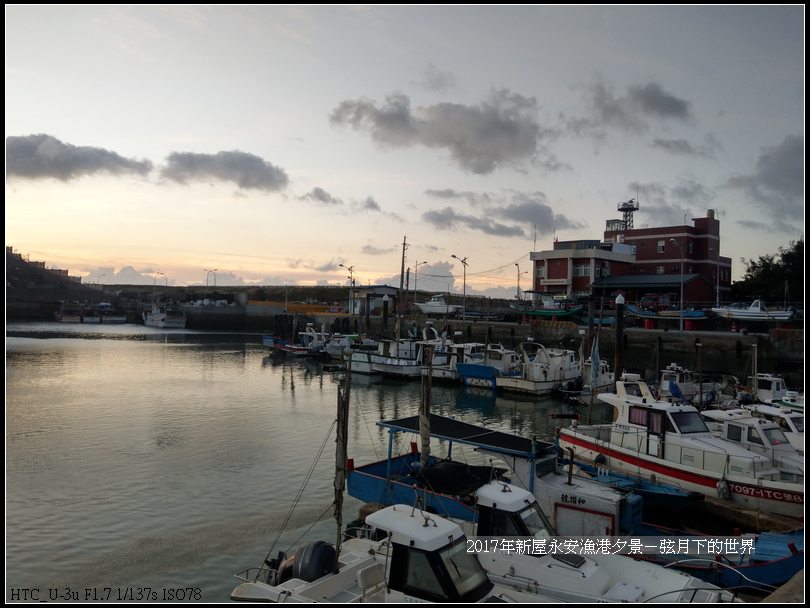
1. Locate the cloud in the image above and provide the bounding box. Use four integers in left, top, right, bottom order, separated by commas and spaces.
725, 134, 804, 218
423, 189, 585, 236
159, 150, 289, 192
300, 187, 343, 205
329, 89, 557, 174
413, 63, 458, 92
651, 136, 721, 159
6, 134, 153, 181
568, 80, 692, 138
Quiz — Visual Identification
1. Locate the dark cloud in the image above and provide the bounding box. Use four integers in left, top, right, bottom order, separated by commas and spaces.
6, 134, 153, 181
362, 244, 396, 255
568, 80, 692, 137
423, 189, 584, 237
651, 137, 720, 159
627, 83, 691, 120
330, 89, 557, 174
160, 150, 289, 192
300, 187, 343, 205
725, 134, 803, 217
358, 196, 381, 211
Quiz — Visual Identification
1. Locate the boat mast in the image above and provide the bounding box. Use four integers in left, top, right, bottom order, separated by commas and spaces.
420, 346, 433, 469
332, 355, 351, 573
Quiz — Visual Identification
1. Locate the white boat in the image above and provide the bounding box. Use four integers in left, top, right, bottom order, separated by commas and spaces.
232, 503, 556, 603
81, 307, 101, 324
348, 483, 737, 603
711, 300, 796, 322
657, 362, 719, 404
55, 303, 83, 323
746, 372, 805, 412
142, 303, 186, 328
415, 293, 464, 317
324, 333, 377, 361
423, 337, 487, 382
702, 405, 804, 455
98, 301, 127, 323
350, 322, 452, 378
558, 374, 804, 519
495, 340, 580, 396
454, 343, 521, 388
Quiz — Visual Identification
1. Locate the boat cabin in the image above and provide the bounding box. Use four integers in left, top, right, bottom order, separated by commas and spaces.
364, 506, 495, 602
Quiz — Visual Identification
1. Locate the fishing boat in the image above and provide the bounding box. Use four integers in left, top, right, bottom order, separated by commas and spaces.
345, 410, 738, 602
98, 300, 127, 323
510, 290, 585, 318
495, 340, 581, 396
557, 374, 804, 519
454, 343, 521, 388
699, 409, 803, 480
324, 333, 377, 361
746, 372, 804, 412
271, 323, 331, 357
711, 300, 796, 322
81, 306, 101, 324
55, 302, 83, 323
349, 322, 452, 378
142, 303, 186, 328
415, 293, 464, 317
657, 362, 719, 404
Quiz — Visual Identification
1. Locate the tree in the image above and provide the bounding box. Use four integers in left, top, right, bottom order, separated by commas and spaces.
731, 237, 804, 305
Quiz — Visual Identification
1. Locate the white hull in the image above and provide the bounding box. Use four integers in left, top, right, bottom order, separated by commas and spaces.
559, 426, 804, 518
144, 314, 186, 328
495, 377, 562, 395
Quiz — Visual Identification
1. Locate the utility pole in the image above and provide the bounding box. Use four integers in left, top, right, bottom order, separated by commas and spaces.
399, 236, 408, 312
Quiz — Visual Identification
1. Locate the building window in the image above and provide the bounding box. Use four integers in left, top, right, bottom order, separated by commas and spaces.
657, 240, 666, 253
573, 264, 589, 277
604, 262, 610, 276
657, 265, 665, 275
536, 266, 545, 279
688, 241, 693, 255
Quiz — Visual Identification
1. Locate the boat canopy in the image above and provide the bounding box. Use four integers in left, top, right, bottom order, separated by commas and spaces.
376, 414, 554, 458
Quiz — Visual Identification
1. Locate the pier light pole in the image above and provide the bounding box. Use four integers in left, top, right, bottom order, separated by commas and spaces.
670, 239, 684, 331
339, 263, 355, 315
414, 261, 427, 308
451, 254, 468, 321
709, 248, 720, 307
515, 263, 527, 301
97, 273, 105, 289
204, 268, 217, 288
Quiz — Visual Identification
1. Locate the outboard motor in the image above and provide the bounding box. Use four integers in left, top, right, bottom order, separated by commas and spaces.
291, 540, 336, 583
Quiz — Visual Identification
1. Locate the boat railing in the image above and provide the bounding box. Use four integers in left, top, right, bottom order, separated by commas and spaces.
233, 566, 274, 584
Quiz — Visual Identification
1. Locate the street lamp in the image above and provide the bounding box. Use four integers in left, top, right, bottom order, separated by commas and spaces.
670, 238, 684, 331
515, 263, 527, 301
204, 268, 217, 288
709, 248, 720, 307
339, 263, 355, 315
451, 254, 468, 321
97, 273, 105, 289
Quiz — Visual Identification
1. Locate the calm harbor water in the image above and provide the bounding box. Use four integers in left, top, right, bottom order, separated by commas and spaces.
6, 322, 599, 602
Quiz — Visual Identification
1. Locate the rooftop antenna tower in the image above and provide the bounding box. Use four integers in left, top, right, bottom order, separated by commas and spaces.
618, 197, 640, 230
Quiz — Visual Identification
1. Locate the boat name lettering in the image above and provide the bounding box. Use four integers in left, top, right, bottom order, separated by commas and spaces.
559, 493, 586, 505
615, 424, 631, 432
729, 484, 804, 503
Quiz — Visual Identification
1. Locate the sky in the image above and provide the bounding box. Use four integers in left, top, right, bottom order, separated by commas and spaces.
5, 5, 805, 298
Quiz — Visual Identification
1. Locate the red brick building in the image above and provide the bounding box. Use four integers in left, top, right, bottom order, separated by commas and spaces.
529, 209, 730, 308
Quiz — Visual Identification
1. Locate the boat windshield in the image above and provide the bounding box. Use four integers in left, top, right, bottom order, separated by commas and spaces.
517, 502, 555, 538
788, 416, 804, 433
438, 538, 490, 597
758, 425, 791, 446
669, 411, 710, 434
